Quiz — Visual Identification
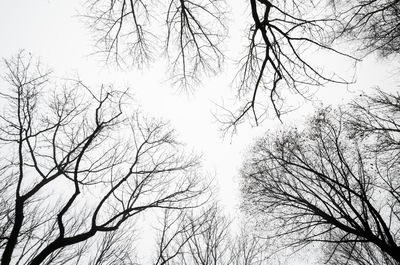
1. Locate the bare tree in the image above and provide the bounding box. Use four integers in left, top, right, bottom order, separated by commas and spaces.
87, 229, 138, 265
83, 0, 362, 128
0, 52, 204, 265
82, 0, 400, 129
230, 227, 269, 265
324, 235, 397, 265
84, 0, 226, 88
153, 203, 269, 265
346, 89, 400, 156
221, 0, 353, 128
153, 208, 190, 265
0, 164, 15, 250
153, 204, 232, 265
330, 0, 400, 57
241, 89, 400, 264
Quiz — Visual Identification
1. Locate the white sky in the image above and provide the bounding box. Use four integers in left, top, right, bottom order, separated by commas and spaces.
1, 0, 399, 264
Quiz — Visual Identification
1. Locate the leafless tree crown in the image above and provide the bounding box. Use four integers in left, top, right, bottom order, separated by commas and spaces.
83, 0, 400, 129
241, 89, 400, 264
0, 52, 204, 265
152, 204, 269, 265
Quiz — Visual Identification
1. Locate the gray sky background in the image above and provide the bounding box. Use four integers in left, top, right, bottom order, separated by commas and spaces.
1, 1, 399, 264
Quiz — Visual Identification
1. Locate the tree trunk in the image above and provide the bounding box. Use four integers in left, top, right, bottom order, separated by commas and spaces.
1, 199, 24, 265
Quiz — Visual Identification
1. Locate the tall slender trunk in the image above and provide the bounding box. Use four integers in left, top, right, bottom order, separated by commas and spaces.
1, 199, 24, 265
2, 88, 27, 265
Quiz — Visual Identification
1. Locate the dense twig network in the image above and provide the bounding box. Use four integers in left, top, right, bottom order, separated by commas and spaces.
242, 89, 400, 264
0, 52, 205, 265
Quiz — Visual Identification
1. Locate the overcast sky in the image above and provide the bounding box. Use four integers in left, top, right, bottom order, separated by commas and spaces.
1, 1, 399, 264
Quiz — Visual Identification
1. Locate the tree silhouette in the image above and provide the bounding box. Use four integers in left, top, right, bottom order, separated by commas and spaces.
241, 89, 400, 263
81, 0, 400, 129
331, 0, 400, 57
0, 52, 204, 265
153, 204, 268, 265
